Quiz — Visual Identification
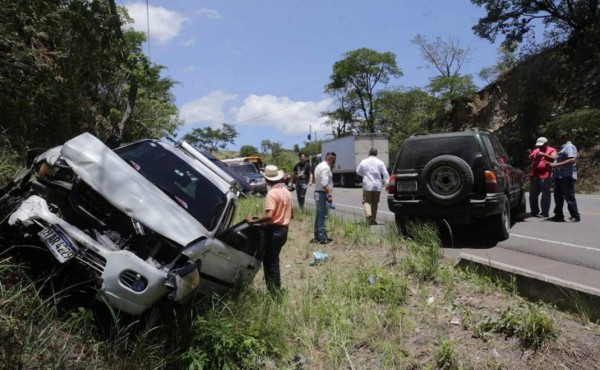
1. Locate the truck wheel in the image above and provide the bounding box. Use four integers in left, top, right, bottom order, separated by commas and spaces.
488, 199, 510, 241
421, 155, 473, 206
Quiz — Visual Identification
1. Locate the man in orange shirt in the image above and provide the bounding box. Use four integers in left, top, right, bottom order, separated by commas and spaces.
527, 137, 557, 217
247, 165, 293, 294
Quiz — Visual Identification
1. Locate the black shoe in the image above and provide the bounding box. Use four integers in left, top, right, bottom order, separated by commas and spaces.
545, 215, 565, 222
318, 239, 332, 245
568, 217, 581, 222
541, 213, 549, 217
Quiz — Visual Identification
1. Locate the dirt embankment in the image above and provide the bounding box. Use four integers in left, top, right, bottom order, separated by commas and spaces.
446, 44, 600, 193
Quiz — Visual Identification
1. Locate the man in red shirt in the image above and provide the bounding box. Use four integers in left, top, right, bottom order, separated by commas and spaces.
527, 137, 557, 217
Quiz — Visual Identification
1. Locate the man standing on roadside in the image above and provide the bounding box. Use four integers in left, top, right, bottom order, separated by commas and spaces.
292, 152, 313, 209
313, 152, 336, 244
246, 165, 293, 294
547, 131, 581, 222
527, 137, 557, 217
356, 148, 390, 225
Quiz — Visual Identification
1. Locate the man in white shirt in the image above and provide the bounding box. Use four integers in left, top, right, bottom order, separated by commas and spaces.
313, 152, 336, 244
356, 148, 390, 225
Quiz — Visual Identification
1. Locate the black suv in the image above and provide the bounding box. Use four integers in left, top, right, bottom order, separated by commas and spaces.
387, 129, 526, 241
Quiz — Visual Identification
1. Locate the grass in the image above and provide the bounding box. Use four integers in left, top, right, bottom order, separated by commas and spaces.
0, 196, 599, 369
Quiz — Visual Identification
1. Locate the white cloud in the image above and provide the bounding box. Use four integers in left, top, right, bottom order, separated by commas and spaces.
184, 65, 196, 73
180, 91, 333, 135
125, 3, 189, 45
234, 95, 333, 135
181, 36, 197, 46
197, 8, 222, 20
180, 90, 238, 126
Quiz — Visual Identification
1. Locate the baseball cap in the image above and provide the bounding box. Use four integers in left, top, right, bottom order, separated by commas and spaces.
535, 137, 548, 147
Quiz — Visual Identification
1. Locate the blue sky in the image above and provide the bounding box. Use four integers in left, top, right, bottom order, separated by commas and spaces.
120, 0, 502, 151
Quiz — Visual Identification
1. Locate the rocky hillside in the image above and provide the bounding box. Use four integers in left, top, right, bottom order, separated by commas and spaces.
447, 44, 600, 193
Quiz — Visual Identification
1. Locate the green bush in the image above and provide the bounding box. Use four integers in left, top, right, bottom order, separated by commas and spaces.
181, 310, 275, 370
0, 142, 23, 187
349, 268, 409, 304
475, 303, 558, 350
542, 108, 600, 149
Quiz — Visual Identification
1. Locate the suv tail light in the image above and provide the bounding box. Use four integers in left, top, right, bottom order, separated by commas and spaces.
388, 174, 396, 193
484, 171, 498, 193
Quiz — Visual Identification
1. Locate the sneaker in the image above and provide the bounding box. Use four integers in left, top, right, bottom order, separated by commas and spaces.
545, 215, 565, 222
540, 213, 549, 217
318, 239, 332, 245
568, 217, 581, 222
369, 219, 378, 225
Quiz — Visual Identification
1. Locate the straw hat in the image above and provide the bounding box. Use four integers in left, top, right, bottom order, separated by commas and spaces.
263, 164, 284, 181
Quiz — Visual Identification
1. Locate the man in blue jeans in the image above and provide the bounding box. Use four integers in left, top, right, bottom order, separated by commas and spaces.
527, 137, 557, 217
547, 131, 580, 222
313, 152, 336, 244
292, 153, 313, 209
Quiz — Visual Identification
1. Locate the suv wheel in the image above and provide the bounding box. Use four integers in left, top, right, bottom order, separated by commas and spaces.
421, 155, 474, 206
489, 199, 510, 241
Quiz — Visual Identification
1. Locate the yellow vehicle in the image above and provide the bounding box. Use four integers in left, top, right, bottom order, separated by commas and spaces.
221, 156, 264, 172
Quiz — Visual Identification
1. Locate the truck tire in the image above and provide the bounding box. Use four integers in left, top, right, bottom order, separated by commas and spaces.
488, 199, 510, 241
340, 174, 347, 188
421, 155, 473, 206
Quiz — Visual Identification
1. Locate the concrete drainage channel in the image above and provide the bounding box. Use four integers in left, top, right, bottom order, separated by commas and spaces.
455, 253, 600, 323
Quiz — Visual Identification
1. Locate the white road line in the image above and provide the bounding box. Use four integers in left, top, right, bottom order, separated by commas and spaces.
512, 234, 598, 252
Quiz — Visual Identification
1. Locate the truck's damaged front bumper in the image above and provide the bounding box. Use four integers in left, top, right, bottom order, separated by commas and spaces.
9, 195, 200, 315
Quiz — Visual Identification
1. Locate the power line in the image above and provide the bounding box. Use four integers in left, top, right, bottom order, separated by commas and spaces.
146, 0, 151, 58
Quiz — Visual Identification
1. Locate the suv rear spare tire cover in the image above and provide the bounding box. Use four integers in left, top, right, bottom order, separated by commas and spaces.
421, 154, 474, 206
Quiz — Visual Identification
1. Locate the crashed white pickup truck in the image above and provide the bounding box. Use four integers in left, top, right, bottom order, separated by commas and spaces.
0, 133, 266, 315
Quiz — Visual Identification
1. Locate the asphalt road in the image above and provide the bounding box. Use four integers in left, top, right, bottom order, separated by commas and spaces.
302, 186, 600, 272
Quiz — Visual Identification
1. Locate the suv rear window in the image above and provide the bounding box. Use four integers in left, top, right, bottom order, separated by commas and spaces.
395, 136, 480, 170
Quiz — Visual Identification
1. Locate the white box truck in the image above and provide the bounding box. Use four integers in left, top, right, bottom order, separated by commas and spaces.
321, 133, 389, 187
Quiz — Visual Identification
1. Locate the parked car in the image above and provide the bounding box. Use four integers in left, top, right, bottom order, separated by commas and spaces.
0, 133, 266, 315
227, 163, 268, 196
197, 149, 253, 195
387, 129, 526, 241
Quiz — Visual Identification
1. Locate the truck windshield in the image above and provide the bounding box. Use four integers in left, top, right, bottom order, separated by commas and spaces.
115, 141, 227, 231
229, 163, 259, 176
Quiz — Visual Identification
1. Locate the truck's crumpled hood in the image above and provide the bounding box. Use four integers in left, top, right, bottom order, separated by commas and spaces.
60, 133, 206, 246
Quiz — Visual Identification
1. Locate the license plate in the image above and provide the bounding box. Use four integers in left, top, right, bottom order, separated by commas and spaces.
397, 180, 417, 192
38, 226, 78, 263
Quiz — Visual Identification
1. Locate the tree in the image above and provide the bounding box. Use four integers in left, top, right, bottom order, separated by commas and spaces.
376, 88, 441, 155
324, 48, 402, 133
0, 1, 181, 152
479, 43, 519, 84
412, 35, 477, 100
239, 145, 258, 157
183, 123, 238, 154
471, 0, 600, 49
261, 139, 273, 155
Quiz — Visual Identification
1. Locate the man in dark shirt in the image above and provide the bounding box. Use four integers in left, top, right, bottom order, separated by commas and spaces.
292, 153, 313, 209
